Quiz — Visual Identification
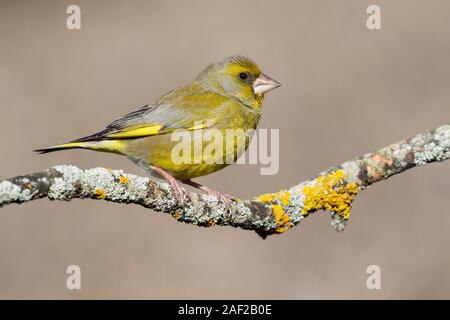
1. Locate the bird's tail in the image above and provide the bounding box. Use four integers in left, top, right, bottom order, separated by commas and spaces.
34, 141, 93, 154
34, 140, 124, 154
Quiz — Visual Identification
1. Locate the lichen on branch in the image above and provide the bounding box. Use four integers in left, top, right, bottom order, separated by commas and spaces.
0, 124, 449, 238
302, 170, 359, 220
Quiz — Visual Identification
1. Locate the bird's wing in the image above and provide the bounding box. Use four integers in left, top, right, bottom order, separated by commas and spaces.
73, 90, 232, 142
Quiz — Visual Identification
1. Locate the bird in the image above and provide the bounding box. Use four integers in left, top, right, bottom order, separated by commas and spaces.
35, 56, 281, 202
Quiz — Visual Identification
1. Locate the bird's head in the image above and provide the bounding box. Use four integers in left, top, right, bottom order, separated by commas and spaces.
197, 56, 281, 109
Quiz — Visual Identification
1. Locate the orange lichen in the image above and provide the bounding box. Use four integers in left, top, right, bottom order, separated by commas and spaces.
302, 170, 359, 220
255, 191, 293, 233
26, 183, 32, 189
271, 204, 293, 233
94, 188, 107, 199
256, 191, 291, 206
372, 154, 393, 166
367, 154, 393, 181
367, 166, 383, 181
119, 175, 129, 184
256, 193, 275, 203
172, 211, 181, 220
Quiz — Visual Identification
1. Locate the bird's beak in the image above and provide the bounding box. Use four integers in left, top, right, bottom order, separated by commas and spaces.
253, 73, 281, 94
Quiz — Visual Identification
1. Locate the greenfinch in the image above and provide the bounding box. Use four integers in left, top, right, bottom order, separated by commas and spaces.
36, 56, 281, 201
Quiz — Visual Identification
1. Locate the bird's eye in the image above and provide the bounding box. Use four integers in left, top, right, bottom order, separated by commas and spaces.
239, 72, 249, 81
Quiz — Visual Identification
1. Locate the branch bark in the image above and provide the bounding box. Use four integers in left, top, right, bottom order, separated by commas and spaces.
1, 124, 449, 238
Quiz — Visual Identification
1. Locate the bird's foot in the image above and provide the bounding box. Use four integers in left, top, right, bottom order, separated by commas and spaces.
151, 166, 189, 204
169, 179, 189, 204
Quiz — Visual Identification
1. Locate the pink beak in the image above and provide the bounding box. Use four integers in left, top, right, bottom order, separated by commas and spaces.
253, 73, 281, 94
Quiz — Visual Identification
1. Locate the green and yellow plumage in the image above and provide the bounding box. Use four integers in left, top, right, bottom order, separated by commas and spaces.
36, 56, 279, 183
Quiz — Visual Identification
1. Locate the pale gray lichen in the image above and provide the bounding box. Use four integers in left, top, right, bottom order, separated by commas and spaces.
341, 160, 361, 179
0, 180, 34, 205
232, 201, 259, 224
433, 125, 450, 161
38, 177, 48, 184
49, 165, 83, 200
117, 174, 148, 202
286, 183, 307, 224
392, 144, 412, 167
410, 125, 450, 166
435, 124, 450, 142
410, 130, 433, 146
139, 178, 176, 212
415, 141, 446, 166
183, 193, 232, 225
82, 167, 114, 191
331, 212, 347, 232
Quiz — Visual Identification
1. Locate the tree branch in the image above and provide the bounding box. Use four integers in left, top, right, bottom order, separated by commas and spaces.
1, 124, 449, 238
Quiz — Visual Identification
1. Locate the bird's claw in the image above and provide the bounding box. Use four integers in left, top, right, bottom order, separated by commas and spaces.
171, 183, 189, 205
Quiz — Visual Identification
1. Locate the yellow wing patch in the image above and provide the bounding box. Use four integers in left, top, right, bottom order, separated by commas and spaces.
187, 122, 209, 130
106, 121, 211, 139
106, 124, 164, 139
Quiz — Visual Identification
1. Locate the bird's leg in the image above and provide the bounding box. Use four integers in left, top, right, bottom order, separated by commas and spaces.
150, 166, 188, 203
184, 180, 234, 201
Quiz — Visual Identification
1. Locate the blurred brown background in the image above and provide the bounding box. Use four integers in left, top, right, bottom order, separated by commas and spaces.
1, 0, 450, 299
